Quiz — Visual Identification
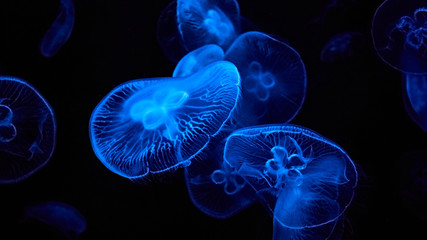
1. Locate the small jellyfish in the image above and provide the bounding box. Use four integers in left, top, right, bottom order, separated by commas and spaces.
23, 201, 86, 240
89, 61, 240, 180
40, 0, 75, 58
0, 76, 56, 184
320, 32, 366, 64
185, 131, 256, 219
176, 0, 241, 52
372, 0, 427, 74
402, 73, 427, 131
223, 124, 357, 234
224, 31, 307, 127
173, 44, 225, 77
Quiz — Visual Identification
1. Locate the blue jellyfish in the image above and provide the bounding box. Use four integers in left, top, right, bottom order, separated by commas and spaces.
40, 0, 75, 58
173, 44, 224, 77
185, 130, 257, 219
23, 201, 86, 240
372, 0, 427, 74
224, 31, 306, 127
402, 73, 427, 131
320, 32, 366, 64
223, 124, 357, 237
176, 0, 241, 52
0, 76, 56, 184
89, 61, 240, 180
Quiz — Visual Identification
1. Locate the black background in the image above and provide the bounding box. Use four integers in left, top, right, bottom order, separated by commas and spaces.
1, 0, 426, 239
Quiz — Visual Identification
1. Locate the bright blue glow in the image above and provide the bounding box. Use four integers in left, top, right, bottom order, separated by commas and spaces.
223, 124, 357, 229
185, 131, 256, 219
0, 76, 56, 184
40, 0, 75, 58
320, 32, 366, 63
24, 201, 86, 239
173, 44, 225, 77
89, 61, 240, 180
403, 73, 427, 131
176, 0, 240, 52
372, 0, 427, 74
224, 31, 307, 127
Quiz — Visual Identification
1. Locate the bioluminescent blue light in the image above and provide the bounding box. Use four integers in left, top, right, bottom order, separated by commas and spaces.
173, 44, 225, 77
89, 61, 240, 180
24, 201, 87, 239
403, 73, 427, 131
224, 31, 306, 127
0, 76, 56, 184
223, 124, 357, 229
185, 131, 256, 219
320, 32, 366, 64
177, 0, 241, 52
372, 0, 427, 74
40, 0, 75, 58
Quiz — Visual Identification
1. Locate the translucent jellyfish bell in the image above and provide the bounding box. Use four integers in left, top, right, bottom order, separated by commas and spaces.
89, 61, 240, 180
223, 124, 357, 232
177, 0, 241, 52
224, 31, 307, 127
320, 32, 366, 64
0, 76, 56, 184
402, 73, 427, 131
372, 0, 427, 74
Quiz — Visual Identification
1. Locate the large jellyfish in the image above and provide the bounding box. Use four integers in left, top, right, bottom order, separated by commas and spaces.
23, 201, 87, 240
224, 31, 307, 127
89, 61, 240, 180
223, 124, 357, 239
402, 73, 427, 131
372, 0, 427, 74
0, 76, 56, 184
40, 0, 75, 58
320, 32, 366, 64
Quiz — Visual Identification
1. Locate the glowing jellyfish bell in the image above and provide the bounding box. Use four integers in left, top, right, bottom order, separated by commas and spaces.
0, 76, 56, 184
89, 61, 240, 180
320, 32, 366, 64
223, 124, 357, 239
402, 73, 427, 131
372, 0, 427, 74
224, 31, 306, 127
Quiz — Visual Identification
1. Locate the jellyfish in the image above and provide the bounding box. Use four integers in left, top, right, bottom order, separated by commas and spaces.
372, 0, 427, 74
223, 124, 357, 238
173, 44, 225, 77
320, 32, 366, 64
23, 201, 86, 240
40, 0, 75, 58
402, 73, 427, 131
89, 61, 240, 180
224, 31, 306, 127
0, 76, 56, 184
176, 0, 241, 52
184, 130, 256, 219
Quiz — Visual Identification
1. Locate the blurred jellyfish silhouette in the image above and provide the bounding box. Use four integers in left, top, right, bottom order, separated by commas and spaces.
224, 31, 306, 127
40, 0, 75, 58
89, 61, 240, 181
402, 73, 427, 131
0, 76, 56, 184
223, 124, 357, 240
372, 0, 427, 74
320, 32, 366, 64
23, 201, 86, 240
184, 130, 257, 219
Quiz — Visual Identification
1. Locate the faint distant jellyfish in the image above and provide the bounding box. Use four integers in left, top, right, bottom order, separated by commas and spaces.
0, 76, 56, 184
224, 31, 307, 127
173, 44, 224, 77
320, 32, 366, 64
177, 0, 241, 52
89, 61, 240, 180
223, 124, 357, 234
372, 0, 427, 73
402, 73, 427, 131
40, 0, 75, 58
23, 201, 86, 240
